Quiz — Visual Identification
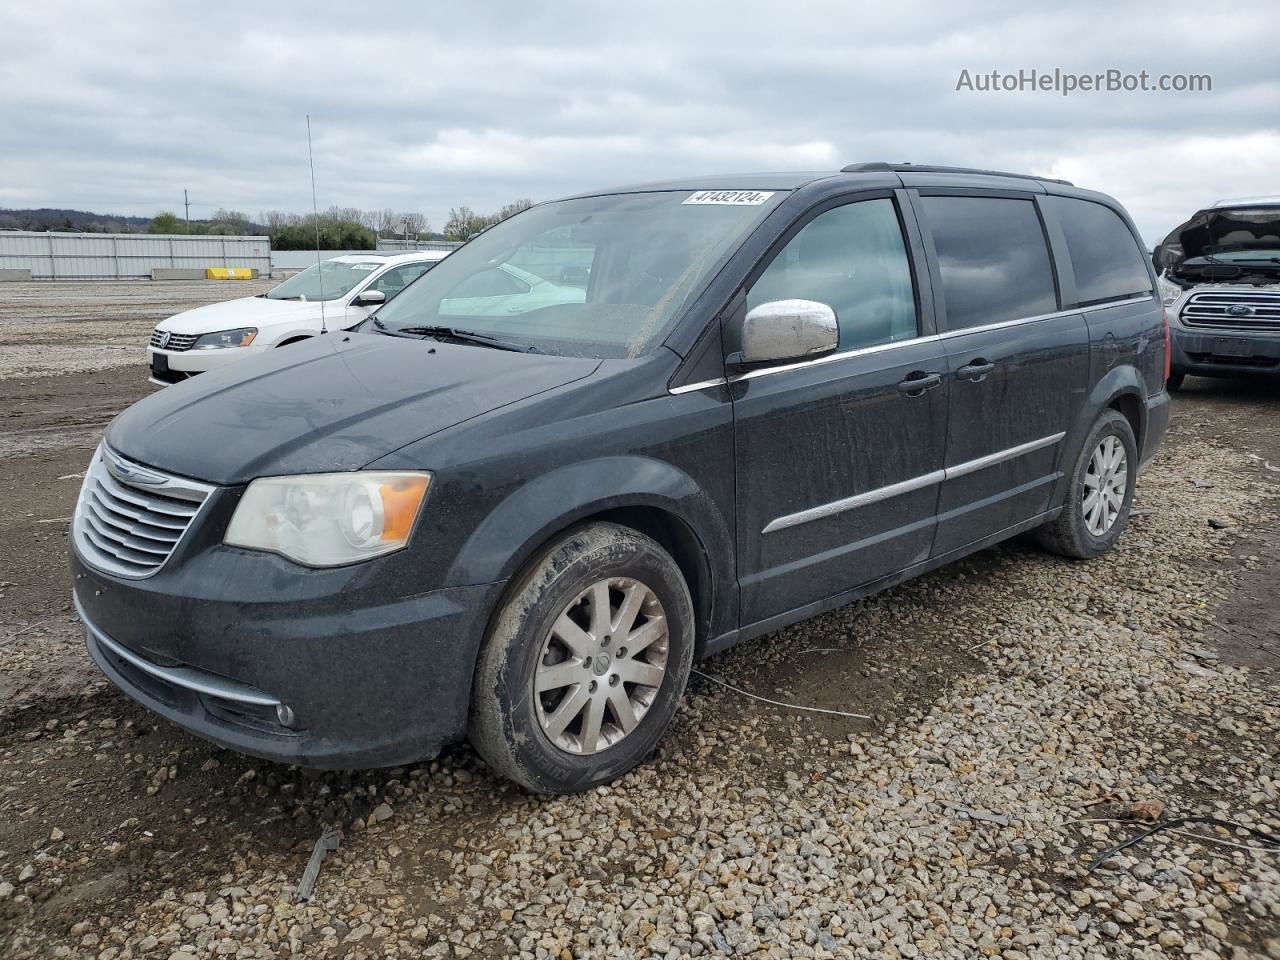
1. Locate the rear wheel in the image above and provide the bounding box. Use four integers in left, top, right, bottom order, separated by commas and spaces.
1036, 410, 1137, 560
470, 523, 694, 793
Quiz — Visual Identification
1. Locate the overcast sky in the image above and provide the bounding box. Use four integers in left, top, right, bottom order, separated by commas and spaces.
1, 0, 1276, 245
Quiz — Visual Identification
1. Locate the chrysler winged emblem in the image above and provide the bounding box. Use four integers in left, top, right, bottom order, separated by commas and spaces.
103, 450, 167, 486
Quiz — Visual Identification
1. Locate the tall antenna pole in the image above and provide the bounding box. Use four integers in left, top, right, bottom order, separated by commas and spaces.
306, 115, 327, 335
183, 189, 190, 233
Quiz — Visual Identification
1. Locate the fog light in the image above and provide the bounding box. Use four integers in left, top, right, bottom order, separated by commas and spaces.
275, 703, 296, 727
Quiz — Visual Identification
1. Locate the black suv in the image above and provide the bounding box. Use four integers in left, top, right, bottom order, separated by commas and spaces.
71, 163, 1170, 793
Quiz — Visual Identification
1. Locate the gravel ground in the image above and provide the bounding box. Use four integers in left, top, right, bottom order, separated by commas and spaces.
1, 282, 1278, 959
0, 280, 273, 380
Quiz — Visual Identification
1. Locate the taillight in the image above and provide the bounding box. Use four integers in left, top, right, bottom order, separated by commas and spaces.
1162, 308, 1172, 382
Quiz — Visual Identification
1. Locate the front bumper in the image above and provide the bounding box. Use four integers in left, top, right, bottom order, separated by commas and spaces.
1170, 328, 1280, 379
72, 546, 505, 769
148, 345, 266, 384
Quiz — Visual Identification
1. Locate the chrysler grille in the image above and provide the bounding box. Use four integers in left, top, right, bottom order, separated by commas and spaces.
149, 330, 199, 351
1181, 290, 1280, 331
73, 447, 213, 579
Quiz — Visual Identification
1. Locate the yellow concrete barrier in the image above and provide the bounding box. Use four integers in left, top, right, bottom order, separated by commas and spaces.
206, 267, 256, 279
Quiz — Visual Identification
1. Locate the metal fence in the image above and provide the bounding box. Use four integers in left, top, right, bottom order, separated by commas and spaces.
375, 238, 464, 253
0, 231, 272, 280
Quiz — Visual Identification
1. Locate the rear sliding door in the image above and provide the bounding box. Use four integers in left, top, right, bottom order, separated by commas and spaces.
911, 192, 1091, 555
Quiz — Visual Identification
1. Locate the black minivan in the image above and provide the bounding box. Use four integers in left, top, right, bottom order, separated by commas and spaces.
71, 163, 1170, 793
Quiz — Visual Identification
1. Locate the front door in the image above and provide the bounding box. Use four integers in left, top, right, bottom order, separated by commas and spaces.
731, 195, 950, 626
912, 193, 1091, 555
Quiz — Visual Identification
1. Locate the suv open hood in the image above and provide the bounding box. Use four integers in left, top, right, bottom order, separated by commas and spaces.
106, 334, 599, 484
1155, 204, 1280, 276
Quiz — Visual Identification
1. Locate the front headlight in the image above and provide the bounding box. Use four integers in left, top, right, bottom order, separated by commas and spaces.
224, 472, 431, 566
193, 327, 257, 349
1157, 275, 1184, 307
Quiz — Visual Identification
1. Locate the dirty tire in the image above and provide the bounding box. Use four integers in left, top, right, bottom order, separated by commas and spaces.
1165, 372, 1185, 392
469, 522, 694, 794
1036, 409, 1137, 560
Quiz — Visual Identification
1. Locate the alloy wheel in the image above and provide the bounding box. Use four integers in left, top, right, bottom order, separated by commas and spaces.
1083, 435, 1128, 536
533, 577, 669, 755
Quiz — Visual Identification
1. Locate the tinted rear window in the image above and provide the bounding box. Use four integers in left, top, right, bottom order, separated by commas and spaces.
921, 196, 1058, 330
1048, 196, 1153, 306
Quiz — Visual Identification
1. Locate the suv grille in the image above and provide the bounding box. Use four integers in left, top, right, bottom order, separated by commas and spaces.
149, 330, 199, 351
73, 447, 214, 579
1181, 290, 1280, 331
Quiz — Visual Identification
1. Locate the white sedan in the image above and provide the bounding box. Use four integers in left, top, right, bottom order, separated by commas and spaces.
438, 263, 585, 317
147, 251, 449, 385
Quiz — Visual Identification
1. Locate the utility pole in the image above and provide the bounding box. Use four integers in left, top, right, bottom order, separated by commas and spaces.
184, 189, 190, 234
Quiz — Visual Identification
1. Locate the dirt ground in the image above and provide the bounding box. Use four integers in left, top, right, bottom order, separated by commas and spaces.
0, 280, 1277, 959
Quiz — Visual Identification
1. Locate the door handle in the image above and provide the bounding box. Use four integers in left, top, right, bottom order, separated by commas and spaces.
956, 359, 996, 382
897, 372, 942, 396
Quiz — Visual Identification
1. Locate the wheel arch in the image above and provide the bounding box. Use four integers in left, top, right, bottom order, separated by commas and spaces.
445, 456, 732, 654
1107, 391, 1144, 454
1055, 366, 1148, 507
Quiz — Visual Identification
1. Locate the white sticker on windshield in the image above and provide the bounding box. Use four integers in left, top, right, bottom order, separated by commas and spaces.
683, 190, 775, 206
350, 264, 378, 272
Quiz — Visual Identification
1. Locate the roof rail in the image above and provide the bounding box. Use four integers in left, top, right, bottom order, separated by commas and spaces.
840, 162, 1073, 187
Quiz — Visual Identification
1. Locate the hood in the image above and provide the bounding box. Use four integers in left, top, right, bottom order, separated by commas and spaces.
1156, 205, 1280, 275
107, 334, 600, 484
157, 296, 336, 334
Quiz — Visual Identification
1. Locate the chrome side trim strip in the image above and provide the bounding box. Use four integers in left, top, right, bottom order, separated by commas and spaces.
669, 377, 728, 394
762, 469, 946, 534
697, 295, 1159, 392
762, 431, 1067, 533
935, 296, 1154, 340
733, 334, 942, 382
76, 595, 281, 707
666, 335, 943, 395
1088, 294, 1156, 311
944, 431, 1066, 480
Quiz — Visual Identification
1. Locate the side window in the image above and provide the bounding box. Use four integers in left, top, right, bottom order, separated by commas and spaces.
1047, 196, 1154, 306
367, 263, 429, 299
920, 196, 1058, 330
747, 198, 918, 351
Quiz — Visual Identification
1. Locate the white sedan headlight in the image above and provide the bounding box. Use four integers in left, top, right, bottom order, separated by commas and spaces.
192, 327, 258, 349
225, 472, 431, 566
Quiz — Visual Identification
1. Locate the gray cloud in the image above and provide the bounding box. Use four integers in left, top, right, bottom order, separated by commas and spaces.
1, 0, 1276, 243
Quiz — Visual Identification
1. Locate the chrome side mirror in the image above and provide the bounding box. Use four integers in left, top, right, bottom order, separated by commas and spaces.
351, 289, 386, 307
738, 299, 838, 366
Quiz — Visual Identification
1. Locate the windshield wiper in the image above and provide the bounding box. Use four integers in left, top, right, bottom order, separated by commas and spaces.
376, 321, 541, 353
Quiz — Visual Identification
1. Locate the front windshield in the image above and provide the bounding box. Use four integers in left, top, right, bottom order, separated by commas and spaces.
369, 190, 781, 358
267, 260, 382, 301
1200, 246, 1280, 262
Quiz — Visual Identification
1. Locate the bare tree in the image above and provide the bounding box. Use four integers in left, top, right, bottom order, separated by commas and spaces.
495, 199, 533, 222
400, 212, 428, 236
443, 206, 489, 242
325, 206, 366, 225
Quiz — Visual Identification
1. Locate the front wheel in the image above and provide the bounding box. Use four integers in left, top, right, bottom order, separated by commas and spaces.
1166, 372, 1186, 392
1036, 410, 1137, 560
469, 523, 694, 793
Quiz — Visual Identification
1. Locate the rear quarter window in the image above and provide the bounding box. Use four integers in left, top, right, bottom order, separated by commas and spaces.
1048, 196, 1154, 306
920, 196, 1058, 330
